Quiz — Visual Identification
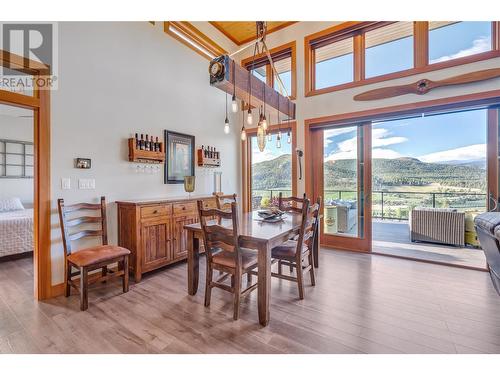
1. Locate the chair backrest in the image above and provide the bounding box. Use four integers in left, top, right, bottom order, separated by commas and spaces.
197, 200, 243, 268
57, 196, 107, 256
278, 192, 307, 213
296, 197, 322, 258
214, 193, 237, 211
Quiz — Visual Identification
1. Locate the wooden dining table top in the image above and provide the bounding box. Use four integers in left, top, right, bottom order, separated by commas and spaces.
184, 211, 303, 242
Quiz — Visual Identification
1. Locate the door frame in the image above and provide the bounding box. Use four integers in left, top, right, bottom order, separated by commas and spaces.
305, 89, 500, 257
241, 121, 297, 213
0, 50, 52, 300
309, 124, 372, 252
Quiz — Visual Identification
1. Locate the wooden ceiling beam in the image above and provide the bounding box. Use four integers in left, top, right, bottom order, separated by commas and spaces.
209, 55, 296, 119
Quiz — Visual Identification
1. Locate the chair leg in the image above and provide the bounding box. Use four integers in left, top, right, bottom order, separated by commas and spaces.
308, 253, 316, 286
296, 259, 305, 300
102, 265, 108, 283
80, 266, 89, 311
278, 260, 282, 275
122, 256, 129, 293
65, 262, 72, 297
204, 262, 213, 307
233, 272, 242, 320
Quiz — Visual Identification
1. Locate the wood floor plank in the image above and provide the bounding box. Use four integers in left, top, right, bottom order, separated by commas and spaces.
1, 248, 500, 353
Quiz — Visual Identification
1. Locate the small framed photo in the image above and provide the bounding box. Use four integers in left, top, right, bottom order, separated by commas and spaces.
164, 130, 195, 184
75, 158, 91, 169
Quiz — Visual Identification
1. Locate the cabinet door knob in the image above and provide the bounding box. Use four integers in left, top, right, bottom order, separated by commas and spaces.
153, 210, 158, 214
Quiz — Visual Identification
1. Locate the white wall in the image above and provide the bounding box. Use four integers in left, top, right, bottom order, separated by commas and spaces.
50, 22, 240, 284
0, 107, 34, 206
236, 22, 500, 194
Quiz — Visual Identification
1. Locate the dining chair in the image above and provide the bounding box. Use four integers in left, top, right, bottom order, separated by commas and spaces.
271, 197, 321, 299
57, 196, 131, 311
197, 200, 258, 320
214, 193, 237, 211
278, 192, 307, 213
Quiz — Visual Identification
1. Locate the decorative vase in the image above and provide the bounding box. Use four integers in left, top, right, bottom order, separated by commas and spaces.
184, 176, 195, 198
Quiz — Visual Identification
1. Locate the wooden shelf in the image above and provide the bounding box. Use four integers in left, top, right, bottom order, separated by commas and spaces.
128, 138, 165, 163
197, 148, 221, 168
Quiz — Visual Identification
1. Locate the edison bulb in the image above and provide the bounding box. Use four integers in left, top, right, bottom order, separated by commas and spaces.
276, 138, 281, 148
246, 109, 253, 125
224, 119, 230, 134
231, 95, 238, 113
262, 116, 268, 130
241, 128, 247, 141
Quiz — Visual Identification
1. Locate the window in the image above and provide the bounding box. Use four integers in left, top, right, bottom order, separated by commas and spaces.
314, 36, 354, 89
365, 22, 414, 78
242, 41, 297, 99
429, 21, 492, 64
164, 22, 226, 60
305, 21, 500, 97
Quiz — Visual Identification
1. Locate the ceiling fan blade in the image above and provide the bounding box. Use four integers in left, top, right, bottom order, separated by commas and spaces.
354, 68, 500, 101
353, 84, 418, 101
433, 68, 500, 88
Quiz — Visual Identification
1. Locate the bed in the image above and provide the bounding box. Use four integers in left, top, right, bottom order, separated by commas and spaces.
0, 208, 34, 258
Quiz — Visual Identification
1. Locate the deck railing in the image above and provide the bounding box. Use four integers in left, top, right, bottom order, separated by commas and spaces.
252, 188, 487, 220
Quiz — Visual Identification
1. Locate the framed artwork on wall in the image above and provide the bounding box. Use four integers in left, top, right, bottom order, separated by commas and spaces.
164, 130, 195, 184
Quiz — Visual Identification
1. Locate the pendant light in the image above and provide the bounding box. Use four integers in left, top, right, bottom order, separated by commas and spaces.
224, 92, 230, 134
240, 107, 247, 141
262, 84, 268, 130
256, 105, 266, 152
231, 60, 238, 113
246, 70, 253, 125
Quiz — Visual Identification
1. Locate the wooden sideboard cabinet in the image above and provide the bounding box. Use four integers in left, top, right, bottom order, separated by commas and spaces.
116, 196, 216, 281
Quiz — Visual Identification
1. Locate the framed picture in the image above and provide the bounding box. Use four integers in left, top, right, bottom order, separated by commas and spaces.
164, 130, 195, 184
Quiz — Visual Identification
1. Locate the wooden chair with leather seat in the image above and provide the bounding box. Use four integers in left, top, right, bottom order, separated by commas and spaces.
197, 200, 258, 320
271, 197, 321, 299
57, 196, 130, 311
278, 192, 307, 213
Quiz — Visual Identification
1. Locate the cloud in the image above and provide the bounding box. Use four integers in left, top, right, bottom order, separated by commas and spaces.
324, 127, 357, 145
430, 36, 491, 64
324, 127, 407, 161
418, 143, 486, 163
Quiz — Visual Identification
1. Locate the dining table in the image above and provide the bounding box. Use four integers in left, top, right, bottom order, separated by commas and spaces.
184, 210, 319, 326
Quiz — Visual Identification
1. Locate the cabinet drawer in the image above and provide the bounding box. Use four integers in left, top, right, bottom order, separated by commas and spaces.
173, 202, 197, 215
140, 204, 172, 218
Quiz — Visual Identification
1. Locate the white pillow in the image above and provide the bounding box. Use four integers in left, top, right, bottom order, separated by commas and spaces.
0, 197, 25, 212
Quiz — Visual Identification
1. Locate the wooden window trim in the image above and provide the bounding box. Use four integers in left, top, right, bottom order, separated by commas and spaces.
241, 41, 297, 100
305, 21, 500, 98
241, 121, 297, 213
164, 22, 226, 60
0, 50, 52, 300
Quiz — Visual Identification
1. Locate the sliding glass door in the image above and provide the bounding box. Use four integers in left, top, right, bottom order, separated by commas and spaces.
312, 123, 372, 252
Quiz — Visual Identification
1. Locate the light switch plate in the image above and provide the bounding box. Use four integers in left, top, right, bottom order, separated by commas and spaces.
78, 178, 95, 190
61, 178, 71, 190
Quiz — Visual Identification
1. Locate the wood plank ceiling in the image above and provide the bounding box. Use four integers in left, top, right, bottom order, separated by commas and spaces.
209, 21, 297, 46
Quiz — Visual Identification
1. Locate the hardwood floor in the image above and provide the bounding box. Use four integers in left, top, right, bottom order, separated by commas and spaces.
1, 250, 500, 353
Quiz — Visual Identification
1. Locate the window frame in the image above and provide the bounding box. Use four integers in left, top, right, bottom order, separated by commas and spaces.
241, 41, 297, 100
241, 121, 297, 213
164, 22, 226, 60
305, 21, 500, 97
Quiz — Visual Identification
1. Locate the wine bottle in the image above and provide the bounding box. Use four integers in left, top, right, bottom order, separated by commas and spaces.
140, 134, 145, 150
155, 137, 159, 152
135, 133, 139, 150
146, 135, 151, 151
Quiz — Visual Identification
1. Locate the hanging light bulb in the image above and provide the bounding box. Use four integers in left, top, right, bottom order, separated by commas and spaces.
268, 132, 272, 141
287, 128, 291, 144
231, 60, 238, 113
231, 95, 238, 113
247, 108, 253, 125
262, 114, 267, 130
257, 122, 266, 152
224, 92, 230, 134
241, 108, 247, 141
276, 132, 281, 149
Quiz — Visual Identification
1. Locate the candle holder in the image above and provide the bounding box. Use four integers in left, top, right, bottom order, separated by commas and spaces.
184, 176, 195, 198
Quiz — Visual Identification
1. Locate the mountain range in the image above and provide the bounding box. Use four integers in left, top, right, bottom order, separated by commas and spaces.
252, 155, 486, 192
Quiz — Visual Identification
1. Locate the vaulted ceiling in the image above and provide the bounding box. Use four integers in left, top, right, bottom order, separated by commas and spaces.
209, 22, 297, 46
